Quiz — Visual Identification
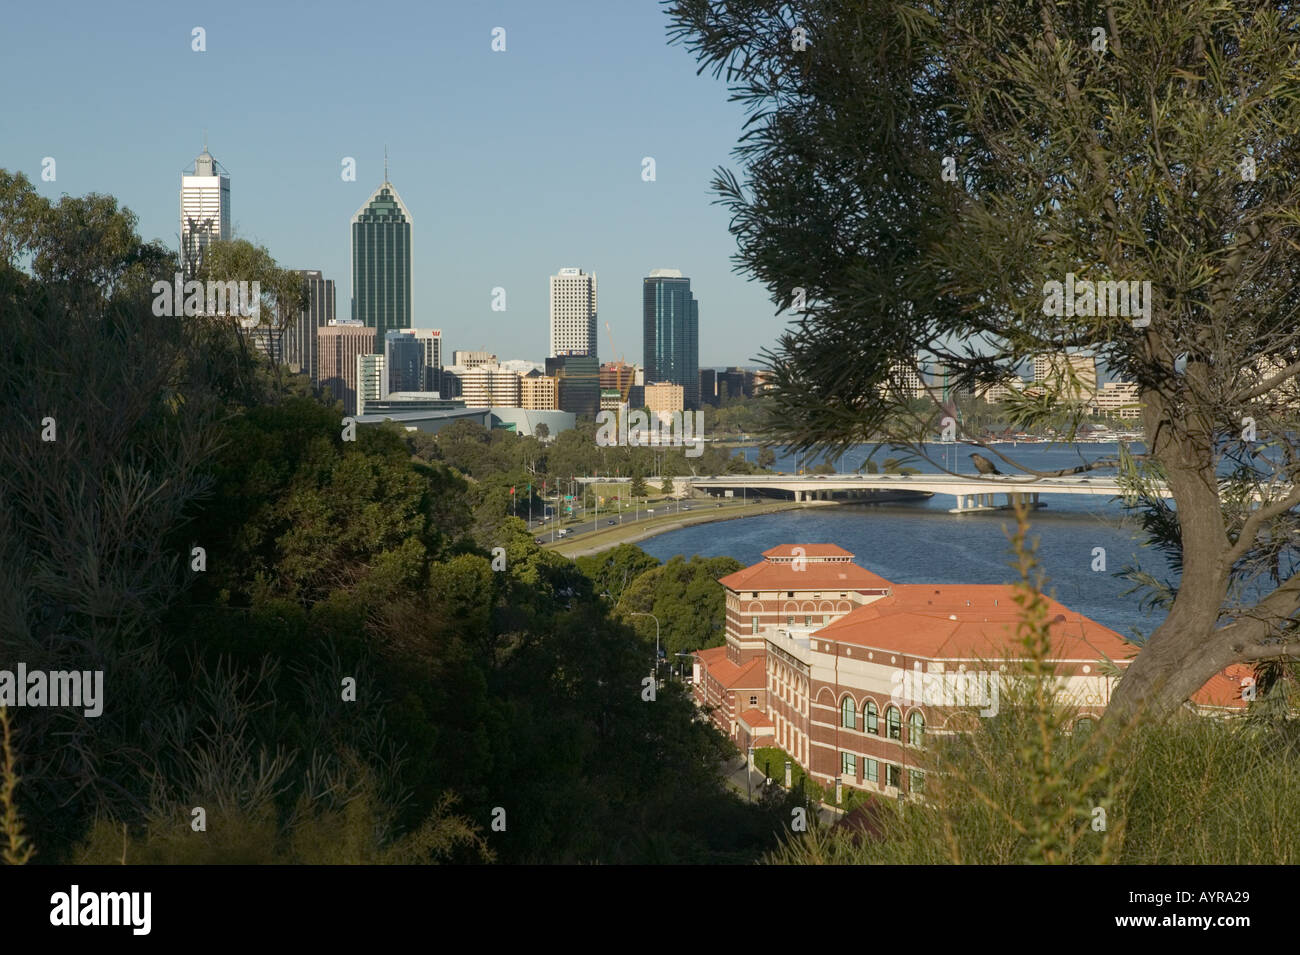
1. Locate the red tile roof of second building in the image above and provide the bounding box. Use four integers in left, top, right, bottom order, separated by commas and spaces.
814, 583, 1135, 662
738, 708, 774, 728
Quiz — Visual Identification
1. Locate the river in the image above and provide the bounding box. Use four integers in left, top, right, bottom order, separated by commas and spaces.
638, 442, 1175, 641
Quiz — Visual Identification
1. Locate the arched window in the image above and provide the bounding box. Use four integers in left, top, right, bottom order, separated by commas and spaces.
909, 711, 924, 747
886, 706, 902, 740
841, 696, 856, 729
864, 699, 878, 734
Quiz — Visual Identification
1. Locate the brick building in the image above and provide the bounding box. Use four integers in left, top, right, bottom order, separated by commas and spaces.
693, 544, 1247, 799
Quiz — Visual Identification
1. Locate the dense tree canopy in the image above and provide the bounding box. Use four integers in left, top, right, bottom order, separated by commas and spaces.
0, 169, 791, 864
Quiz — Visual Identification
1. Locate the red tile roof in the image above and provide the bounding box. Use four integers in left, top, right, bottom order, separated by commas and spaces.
719, 559, 893, 594
1189, 663, 1252, 711
738, 708, 774, 729
762, 544, 856, 560
699, 652, 766, 690
814, 584, 1135, 663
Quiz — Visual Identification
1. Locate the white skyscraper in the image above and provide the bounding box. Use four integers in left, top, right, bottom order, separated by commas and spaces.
549, 267, 598, 358
180, 142, 231, 278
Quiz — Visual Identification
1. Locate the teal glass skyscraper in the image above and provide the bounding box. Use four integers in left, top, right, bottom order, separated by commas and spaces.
351, 175, 413, 353
643, 269, 700, 409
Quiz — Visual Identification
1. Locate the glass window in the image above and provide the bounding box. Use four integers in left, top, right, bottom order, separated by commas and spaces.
909, 711, 925, 747
1075, 717, 1095, 735
887, 764, 902, 788
787, 615, 793, 625
804, 615, 811, 626
909, 770, 924, 793
749, 696, 758, 706
886, 706, 902, 740
840, 696, 856, 729
865, 758, 878, 783
865, 700, 878, 734
841, 752, 856, 777
751, 617, 758, 634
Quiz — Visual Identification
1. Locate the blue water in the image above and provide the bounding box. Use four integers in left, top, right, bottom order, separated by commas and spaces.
642, 442, 1175, 642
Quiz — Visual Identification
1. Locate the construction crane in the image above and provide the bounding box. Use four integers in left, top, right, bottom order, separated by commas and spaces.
604, 322, 622, 365
604, 322, 631, 400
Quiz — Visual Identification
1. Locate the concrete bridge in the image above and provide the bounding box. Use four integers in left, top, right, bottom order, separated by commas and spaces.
687, 473, 1168, 513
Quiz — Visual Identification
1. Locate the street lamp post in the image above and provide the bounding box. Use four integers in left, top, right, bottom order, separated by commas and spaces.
629, 611, 660, 684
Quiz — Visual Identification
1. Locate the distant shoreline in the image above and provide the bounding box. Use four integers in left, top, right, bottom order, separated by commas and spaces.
550, 499, 837, 558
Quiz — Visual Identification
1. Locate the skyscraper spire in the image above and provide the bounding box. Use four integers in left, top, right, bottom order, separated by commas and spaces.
384, 145, 389, 183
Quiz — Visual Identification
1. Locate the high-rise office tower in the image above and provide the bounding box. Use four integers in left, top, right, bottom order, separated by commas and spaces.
409, 328, 443, 392
287, 270, 336, 382
545, 354, 600, 418
383, 331, 425, 398
317, 322, 374, 416
180, 142, 231, 279
643, 269, 699, 409
549, 268, 598, 358
351, 174, 413, 353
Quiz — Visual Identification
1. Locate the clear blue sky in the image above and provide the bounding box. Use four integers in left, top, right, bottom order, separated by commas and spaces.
3, 0, 789, 367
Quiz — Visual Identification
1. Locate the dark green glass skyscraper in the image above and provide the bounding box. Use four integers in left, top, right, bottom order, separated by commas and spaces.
351, 178, 413, 352
643, 269, 700, 409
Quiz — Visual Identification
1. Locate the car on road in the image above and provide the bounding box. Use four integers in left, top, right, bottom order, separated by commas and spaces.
682, 505, 691, 511
716, 503, 723, 507
557, 529, 568, 538
534, 537, 545, 544
607, 519, 617, 525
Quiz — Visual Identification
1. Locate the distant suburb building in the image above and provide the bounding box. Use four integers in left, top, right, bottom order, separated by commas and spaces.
693, 544, 1246, 799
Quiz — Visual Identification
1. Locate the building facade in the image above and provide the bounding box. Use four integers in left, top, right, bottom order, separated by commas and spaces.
452, 350, 497, 370
643, 269, 700, 409
447, 364, 522, 407
180, 144, 231, 279
693, 544, 1243, 800
600, 360, 636, 401
699, 368, 719, 406
545, 354, 600, 418
644, 381, 685, 420
549, 267, 598, 358
1091, 380, 1142, 419
286, 270, 336, 382
317, 322, 374, 416
357, 352, 385, 414
351, 180, 413, 353
520, 372, 559, 410
1032, 352, 1098, 403
409, 328, 443, 392
383, 331, 425, 397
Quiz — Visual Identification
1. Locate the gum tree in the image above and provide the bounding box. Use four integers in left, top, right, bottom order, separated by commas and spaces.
667, 0, 1300, 722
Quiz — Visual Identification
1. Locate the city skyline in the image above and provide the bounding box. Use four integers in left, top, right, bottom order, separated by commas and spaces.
6, 0, 782, 367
